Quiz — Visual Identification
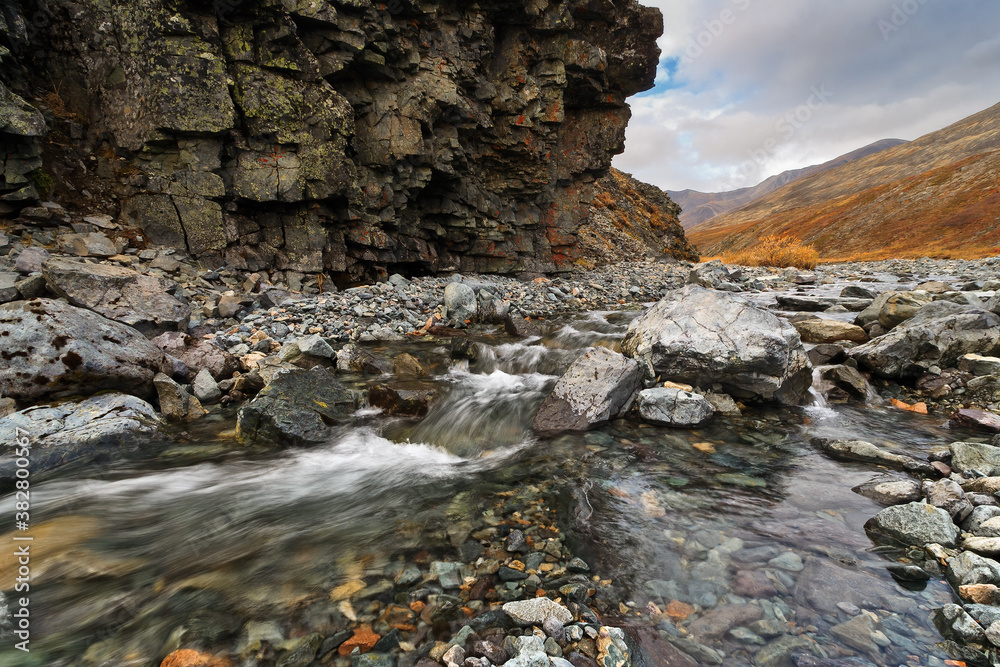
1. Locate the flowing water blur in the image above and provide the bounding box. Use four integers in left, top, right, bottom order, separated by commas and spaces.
0, 302, 988, 666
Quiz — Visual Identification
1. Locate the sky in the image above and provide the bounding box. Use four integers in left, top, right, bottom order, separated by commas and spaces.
614, 0, 1000, 193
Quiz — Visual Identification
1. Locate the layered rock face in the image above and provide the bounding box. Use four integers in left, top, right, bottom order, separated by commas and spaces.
1, 0, 662, 281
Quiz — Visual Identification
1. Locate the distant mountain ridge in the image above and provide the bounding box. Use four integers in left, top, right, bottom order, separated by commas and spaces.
668, 139, 908, 229
687, 101, 1000, 261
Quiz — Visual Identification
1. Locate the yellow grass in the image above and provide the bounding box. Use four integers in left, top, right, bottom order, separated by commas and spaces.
721, 235, 820, 269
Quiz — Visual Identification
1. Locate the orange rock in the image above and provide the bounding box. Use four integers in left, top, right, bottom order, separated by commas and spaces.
959, 583, 1000, 604
890, 399, 928, 414
666, 600, 694, 620
409, 600, 426, 614
338, 625, 381, 656
160, 650, 231, 667
692, 442, 716, 454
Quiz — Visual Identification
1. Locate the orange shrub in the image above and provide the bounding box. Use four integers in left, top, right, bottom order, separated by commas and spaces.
722, 235, 820, 269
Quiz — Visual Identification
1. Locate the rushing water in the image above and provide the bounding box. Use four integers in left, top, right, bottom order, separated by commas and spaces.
0, 301, 991, 666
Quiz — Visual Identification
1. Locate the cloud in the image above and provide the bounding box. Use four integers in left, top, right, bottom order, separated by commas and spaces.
616, 0, 1000, 192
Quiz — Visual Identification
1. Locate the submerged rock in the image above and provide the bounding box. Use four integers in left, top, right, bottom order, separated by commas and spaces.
502, 598, 573, 626
236, 366, 361, 446
621, 286, 812, 404
0, 298, 172, 401
532, 347, 642, 433
818, 439, 930, 473
0, 393, 164, 486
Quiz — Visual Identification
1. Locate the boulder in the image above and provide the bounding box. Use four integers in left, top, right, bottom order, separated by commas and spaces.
864, 502, 960, 548
818, 439, 931, 473
393, 353, 427, 378
236, 366, 361, 446
776, 295, 871, 312
368, 383, 438, 417
0, 299, 172, 401
816, 365, 870, 401
959, 353, 1000, 376
877, 292, 933, 329
444, 282, 477, 324
852, 478, 924, 505
792, 319, 868, 344
636, 387, 715, 427
337, 344, 393, 375
531, 347, 642, 433
947, 551, 1000, 588
504, 312, 542, 337
14, 247, 49, 274
192, 368, 222, 404
150, 331, 237, 380
923, 478, 972, 522
841, 285, 877, 299
43, 258, 191, 334
0, 272, 19, 303
0, 393, 165, 487
621, 286, 812, 404
933, 604, 987, 645
951, 441, 1000, 476
153, 373, 207, 422
848, 301, 1000, 379
296, 333, 335, 359
950, 409, 1000, 434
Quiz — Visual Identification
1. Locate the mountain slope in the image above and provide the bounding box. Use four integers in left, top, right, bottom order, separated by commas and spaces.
668, 139, 907, 229
579, 169, 699, 266
688, 102, 1000, 260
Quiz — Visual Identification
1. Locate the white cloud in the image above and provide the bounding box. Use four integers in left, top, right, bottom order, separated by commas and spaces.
616, 0, 1000, 192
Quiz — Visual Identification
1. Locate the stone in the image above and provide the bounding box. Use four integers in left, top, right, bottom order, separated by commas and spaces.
444, 282, 477, 323
830, 614, 881, 656
160, 649, 231, 667
43, 258, 191, 334
636, 387, 715, 427
192, 368, 222, 404
877, 291, 933, 329
596, 626, 629, 667
15, 274, 47, 299
338, 626, 380, 656
296, 334, 334, 359
0, 272, 19, 303
959, 584, 1000, 605
951, 441, 1000, 476
393, 353, 427, 378
817, 365, 870, 400
621, 286, 812, 404
933, 604, 987, 645
337, 344, 393, 375
732, 570, 777, 598
504, 312, 542, 337
807, 343, 847, 366
947, 551, 1000, 587
841, 285, 877, 299
852, 478, 924, 505
964, 536, 1000, 558
754, 635, 814, 667
61, 232, 118, 257
849, 301, 1000, 379
0, 298, 172, 401
818, 439, 930, 473
687, 604, 763, 640
0, 393, 164, 487
532, 347, 643, 433
864, 502, 959, 548
923, 478, 972, 522
960, 353, 1000, 376
368, 383, 438, 417
792, 318, 868, 344
150, 332, 238, 381
217, 294, 242, 319
14, 247, 49, 274
502, 598, 573, 626
950, 409, 1000, 434
154, 373, 207, 422
237, 367, 361, 446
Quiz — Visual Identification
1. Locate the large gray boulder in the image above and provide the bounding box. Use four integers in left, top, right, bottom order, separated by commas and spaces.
951, 441, 1000, 477
532, 347, 642, 433
237, 366, 362, 446
620, 286, 812, 404
848, 301, 1000, 379
0, 299, 172, 401
864, 502, 960, 548
444, 282, 477, 324
43, 258, 191, 334
636, 387, 715, 427
0, 393, 165, 488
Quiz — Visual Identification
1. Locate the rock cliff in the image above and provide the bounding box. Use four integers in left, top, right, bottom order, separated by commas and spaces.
0, 0, 666, 281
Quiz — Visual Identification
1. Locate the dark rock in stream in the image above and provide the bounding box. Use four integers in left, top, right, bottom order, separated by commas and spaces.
236, 366, 362, 446
621, 286, 812, 404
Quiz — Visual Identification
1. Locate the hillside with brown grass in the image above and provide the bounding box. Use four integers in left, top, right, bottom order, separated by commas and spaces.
688, 102, 1000, 260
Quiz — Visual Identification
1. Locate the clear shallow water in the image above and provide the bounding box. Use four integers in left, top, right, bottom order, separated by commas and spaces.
0, 306, 991, 666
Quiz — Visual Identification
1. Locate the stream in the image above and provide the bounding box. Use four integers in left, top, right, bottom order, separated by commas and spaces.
1, 291, 991, 667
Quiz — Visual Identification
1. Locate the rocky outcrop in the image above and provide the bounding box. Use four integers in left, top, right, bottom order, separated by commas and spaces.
2, 0, 664, 281
0, 298, 172, 401
621, 286, 813, 404
580, 169, 698, 266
